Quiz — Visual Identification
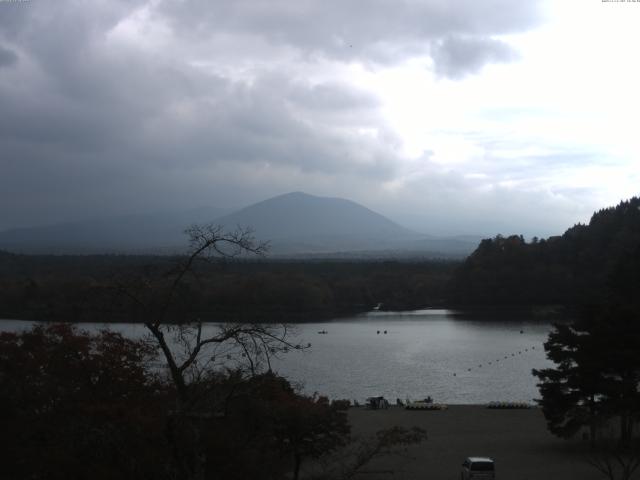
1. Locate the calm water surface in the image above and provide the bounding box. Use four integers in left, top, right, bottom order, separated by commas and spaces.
0, 309, 553, 404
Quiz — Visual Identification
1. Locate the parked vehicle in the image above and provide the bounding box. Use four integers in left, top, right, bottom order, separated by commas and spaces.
461, 457, 495, 480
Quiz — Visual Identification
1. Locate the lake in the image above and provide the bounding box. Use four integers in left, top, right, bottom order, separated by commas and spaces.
0, 309, 553, 404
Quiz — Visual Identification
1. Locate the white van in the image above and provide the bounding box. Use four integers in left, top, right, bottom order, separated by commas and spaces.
461, 457, 495, 480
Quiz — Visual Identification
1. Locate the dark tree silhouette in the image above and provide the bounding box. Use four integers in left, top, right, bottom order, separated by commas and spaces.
534, 243, 640, 447
115, 224, 306, 480
0, 324, 166, 480
449, 196, 640, 307
533, 322, 606, 444
586, 440, 640, 480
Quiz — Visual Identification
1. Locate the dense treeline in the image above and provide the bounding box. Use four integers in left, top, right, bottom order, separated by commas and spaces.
0, 324, 345, 480
0, 253, 457, 322
532, 231, 640, 467
449, 197, 640, 306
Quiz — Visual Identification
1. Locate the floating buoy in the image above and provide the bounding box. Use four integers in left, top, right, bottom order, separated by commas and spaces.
384, 330, 387, 334
377, 330, 380, 334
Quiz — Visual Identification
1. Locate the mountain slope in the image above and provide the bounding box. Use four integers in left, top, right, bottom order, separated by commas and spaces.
214, 192, 419, 253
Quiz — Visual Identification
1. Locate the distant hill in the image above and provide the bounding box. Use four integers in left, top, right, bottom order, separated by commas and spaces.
448, 196, 640, 306
0, 207, 231, 254
0, 192, 481, 257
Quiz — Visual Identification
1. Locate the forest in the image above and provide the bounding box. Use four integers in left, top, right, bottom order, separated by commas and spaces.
448, 197, 640, 308
2, 197, 640, 322
0, 250, 455, 323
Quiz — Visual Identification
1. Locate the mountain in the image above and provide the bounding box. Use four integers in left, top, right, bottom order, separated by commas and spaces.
218, 192, 413, 238
0, 207, 232, 254
214, 192, 481, 256
0, 192, 480, 257
213, 192, 417, 253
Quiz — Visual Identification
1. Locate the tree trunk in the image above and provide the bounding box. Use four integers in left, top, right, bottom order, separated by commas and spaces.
589, 398, 597, 448
189, 417, 206, 480
620, 413, 632, 447
293, 453, 302, 480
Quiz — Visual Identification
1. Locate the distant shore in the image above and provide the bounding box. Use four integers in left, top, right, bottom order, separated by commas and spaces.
347, 405, 599, 480
0, 303, 569, 325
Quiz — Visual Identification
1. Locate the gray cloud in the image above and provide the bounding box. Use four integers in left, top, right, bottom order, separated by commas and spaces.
0, 45, 17, 68
0, 1, 406, 229
156, 0, 540, 71
0, 0, 570, 236
371, 162, 601, 238
431, 35, 518, 79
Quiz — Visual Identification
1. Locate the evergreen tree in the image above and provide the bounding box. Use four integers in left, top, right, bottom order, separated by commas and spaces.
533, 322, 606, 444
534, 244, 640, 446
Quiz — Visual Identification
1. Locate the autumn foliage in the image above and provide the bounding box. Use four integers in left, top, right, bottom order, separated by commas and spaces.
0, 324, 352, 480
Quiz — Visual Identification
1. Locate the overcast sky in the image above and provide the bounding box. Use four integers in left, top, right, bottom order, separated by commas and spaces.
1, 0, 639, 236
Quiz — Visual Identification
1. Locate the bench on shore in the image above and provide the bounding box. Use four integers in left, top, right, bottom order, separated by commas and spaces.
487, 401, 532, 409
405, 402, 448, 410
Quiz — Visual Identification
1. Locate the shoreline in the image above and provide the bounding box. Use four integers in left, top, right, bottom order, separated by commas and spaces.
0, 304, 564, 325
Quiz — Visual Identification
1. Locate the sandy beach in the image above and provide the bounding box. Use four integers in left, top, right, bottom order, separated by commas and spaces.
346, 405, 601, 480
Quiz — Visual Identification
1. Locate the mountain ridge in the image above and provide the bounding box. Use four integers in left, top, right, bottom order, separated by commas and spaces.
214, 191, 419, 244
0, 192, 480, 257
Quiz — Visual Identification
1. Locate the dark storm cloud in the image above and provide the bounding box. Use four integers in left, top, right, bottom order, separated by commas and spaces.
140, 74, 399, 177
0, 0, 544, 230
0, 2, 399, 229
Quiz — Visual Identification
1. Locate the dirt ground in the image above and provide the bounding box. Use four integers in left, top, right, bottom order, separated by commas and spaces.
345, 405, 603, 480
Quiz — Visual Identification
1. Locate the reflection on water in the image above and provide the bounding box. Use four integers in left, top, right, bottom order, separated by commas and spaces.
271, 309, 553, 404
0, 309, 553, 404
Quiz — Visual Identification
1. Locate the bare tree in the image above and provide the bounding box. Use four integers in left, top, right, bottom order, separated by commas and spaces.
586, 441, 640, 480
116, 224, 304, 480
313, 426, 427, 480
